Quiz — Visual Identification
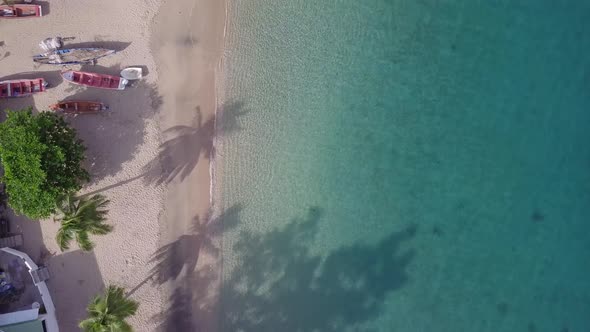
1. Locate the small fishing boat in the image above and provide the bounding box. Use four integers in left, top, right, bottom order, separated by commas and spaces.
62, 70, 128, 90
33, 48, 116, 65
0, 4, 42, 18
50, 101, 109, 114
120, 67, 143, 80
0, 78, 47, 98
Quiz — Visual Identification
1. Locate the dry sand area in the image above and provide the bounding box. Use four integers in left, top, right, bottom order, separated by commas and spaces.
0, 0, 225, 330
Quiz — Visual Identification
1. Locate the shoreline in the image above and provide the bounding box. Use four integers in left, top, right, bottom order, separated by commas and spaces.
210, 0, 230, 215
210, 1, 227, 208
150, 0, 227, 329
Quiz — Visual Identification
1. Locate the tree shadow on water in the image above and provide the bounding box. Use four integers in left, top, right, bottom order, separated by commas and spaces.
221, 207, 418, 332
216, 100, 249, 134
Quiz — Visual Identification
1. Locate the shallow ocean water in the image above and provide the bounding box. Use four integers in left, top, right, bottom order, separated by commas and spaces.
217, 1, 590, 331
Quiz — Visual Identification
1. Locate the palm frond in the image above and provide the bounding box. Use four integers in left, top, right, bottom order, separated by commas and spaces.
111, 320, 133, 332
86, 294, 108, 317
75, 230, 94, 251
89, 223, 113, 235
56, 225, 74, 251
106, 286, 139, 318
78, 318, 100, 332
80, 285, 139, 332
55, 193, 112, 251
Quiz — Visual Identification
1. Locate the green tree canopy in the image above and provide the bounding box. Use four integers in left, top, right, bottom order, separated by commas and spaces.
79, 285, 139, 332
0, 109, 89, 218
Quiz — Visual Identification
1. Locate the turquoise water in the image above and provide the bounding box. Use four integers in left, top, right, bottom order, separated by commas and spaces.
218, 1, 590, 331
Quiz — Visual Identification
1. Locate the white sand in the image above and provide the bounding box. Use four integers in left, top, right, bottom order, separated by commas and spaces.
0, 0, 225, 330
149, 0, 226, 330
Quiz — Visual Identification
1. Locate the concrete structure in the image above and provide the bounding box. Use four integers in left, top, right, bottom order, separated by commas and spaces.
0, 247, 58, 332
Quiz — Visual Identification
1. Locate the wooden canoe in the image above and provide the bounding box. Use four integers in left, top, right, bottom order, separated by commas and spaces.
62, 70, 128, 90
0, 78, 46, 98
0, 5, 42, 18
50, 101, 109, 114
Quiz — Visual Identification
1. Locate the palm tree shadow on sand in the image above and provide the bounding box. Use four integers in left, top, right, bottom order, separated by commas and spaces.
149, 204, 243, 285
142, 101, 249, 186
79, 101, 248, 196
220, 207, 418, 332
125, 204, 243, 331
126, 204, 243, 291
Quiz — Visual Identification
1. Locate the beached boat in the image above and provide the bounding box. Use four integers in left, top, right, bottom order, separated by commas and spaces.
0, 78, 46, 98
50, 101, 109, 114
62, 70, 128, 90
0, 4, 42, 18
120, 67, 143, 80
33, 48, 116, 65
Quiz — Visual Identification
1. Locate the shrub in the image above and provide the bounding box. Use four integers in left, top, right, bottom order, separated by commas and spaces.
0, 109, 89, 218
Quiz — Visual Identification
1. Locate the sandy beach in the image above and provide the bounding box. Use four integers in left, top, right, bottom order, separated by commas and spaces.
149, 0, 226, 330
0, 0, 225, 330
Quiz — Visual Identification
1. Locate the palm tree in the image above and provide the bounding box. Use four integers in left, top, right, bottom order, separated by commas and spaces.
79, 285, 139, 332
54, 193, 112, 251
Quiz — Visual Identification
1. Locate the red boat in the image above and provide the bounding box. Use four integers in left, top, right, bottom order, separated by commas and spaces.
0, 4, 42, 18
62, 70, 128, 90
50, 101, 109, 114
0, 78, 47, 98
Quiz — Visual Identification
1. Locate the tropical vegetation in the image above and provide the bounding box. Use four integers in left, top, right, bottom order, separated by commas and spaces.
0, 109, 89, 218
79, 285, 139, 332
54, 193, 112, 251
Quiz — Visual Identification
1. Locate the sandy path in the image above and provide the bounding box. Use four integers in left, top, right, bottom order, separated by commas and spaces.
149, 0, 226, 330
